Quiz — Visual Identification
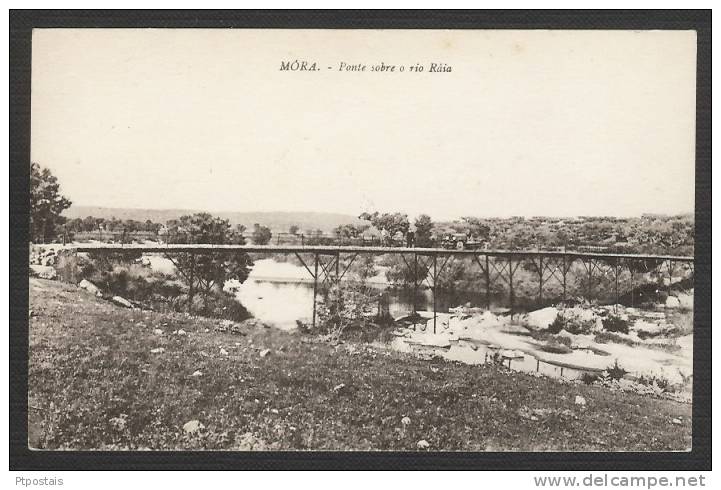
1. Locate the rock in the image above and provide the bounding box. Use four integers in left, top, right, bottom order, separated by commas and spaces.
29, 265, 57, 280
177, 329, 187, 336
523, 307, 560, 330
671, 417, 683, 425
677, 292, 693, 309
574, 395, 587, 406
333, 383, 346, 392
40, 252, 57, 266
401, 416, 411, 426
79, 279, 101, 296
219, 348, 229, 356
234, 432, 268, 450
191, 370, 203, 377
259, 348, 271, 358
109, 414, 128, 431
417, 440, 430, 449
182, 420, 204, 433
150, 347, 165, 354
111, 296, 133, 308
665, 296, 681, 309
413, 333, 451, 348
500, 349, 525, 359
153, 328, 163, 336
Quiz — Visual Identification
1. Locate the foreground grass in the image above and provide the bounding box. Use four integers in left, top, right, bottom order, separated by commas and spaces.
28, 278, 691, 451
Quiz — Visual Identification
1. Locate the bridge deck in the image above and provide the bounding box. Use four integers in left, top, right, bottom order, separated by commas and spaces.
66, 243, 694, 262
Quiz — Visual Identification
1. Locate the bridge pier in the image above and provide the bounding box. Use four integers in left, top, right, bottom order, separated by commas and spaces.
433, 254, 437, 334
508, 257, 515, 320
413, 253, 419, 330
312, 253, 319, 329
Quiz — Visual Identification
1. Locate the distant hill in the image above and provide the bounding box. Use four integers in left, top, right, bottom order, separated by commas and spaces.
62, 206, 362, 233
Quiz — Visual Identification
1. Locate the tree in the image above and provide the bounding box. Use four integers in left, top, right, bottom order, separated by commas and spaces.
359, 211, 409, 244
334, 223, 369, 240
30, 162, 72, 242
164, 213, 252, 311
251, 223, 272, 245
288, 224, 300, 235
460, 217, 491, 241
414, 214, 434, 247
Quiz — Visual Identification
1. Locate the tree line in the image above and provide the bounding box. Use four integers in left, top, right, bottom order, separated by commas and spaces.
31, 162, 694, 255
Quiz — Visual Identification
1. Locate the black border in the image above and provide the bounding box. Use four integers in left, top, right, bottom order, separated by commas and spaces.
9, 9, 711, 471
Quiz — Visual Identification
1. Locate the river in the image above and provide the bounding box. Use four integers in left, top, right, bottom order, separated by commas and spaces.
144, 255, 693, 388
226, 258, 500, 330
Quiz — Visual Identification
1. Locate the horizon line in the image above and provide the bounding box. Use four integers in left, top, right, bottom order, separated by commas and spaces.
63, 203, 695, 221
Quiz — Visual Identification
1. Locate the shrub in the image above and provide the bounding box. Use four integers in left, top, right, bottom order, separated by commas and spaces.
636, 374, 671, 392
54, 251, 96, 284
194, 291, 251, 322
547, 310, 595, 335
547, 314, 566, 334
604, 360, 628, 380
594, 331, 636, 346
602, 315, 629, 334
56, 252, 251, 323
553, 335, 572, 347
311, 282, 380, 341
581, 372, 601, 385
540, 341, 572, 354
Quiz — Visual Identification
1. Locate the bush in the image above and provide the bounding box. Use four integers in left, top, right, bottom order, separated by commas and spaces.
305, 282, 380, 341
602, 314, 629, 334
636, 374, 671, 392
54, 251, 96, 284
581, 372, 602, 385
604, 360, 628, 380
55, 252, 251, 323
594, 331, 636, 346
540, 341, 572, 354
547, 315, 566, 334
194, 291, 251, 322
546, 310, 595, 335
554, 335, 572, 347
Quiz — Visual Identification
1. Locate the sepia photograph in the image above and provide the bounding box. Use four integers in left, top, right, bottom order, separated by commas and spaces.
15, 15, 708, 464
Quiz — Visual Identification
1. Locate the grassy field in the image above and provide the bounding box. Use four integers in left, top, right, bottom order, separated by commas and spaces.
28, 278, 691, 451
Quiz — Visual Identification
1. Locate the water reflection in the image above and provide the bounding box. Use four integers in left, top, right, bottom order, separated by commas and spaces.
231, 259, 510, 330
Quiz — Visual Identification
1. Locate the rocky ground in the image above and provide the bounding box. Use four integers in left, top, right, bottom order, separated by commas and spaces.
391, 299, 693, 397
29, 278, 691, 451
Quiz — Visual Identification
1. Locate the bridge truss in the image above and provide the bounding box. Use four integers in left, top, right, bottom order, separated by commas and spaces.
69, 244, 694, 333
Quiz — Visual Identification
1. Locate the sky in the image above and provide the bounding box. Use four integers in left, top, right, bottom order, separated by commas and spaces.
31, 29, 696, 221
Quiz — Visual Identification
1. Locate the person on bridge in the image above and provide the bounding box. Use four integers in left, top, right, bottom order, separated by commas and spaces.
407, 223, 417, 248
406, 230, 415, 248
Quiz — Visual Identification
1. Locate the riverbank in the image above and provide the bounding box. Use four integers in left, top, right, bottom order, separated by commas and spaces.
29, 278, 691, 450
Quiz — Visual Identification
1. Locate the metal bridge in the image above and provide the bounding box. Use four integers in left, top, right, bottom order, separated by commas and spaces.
67, 244, 694, 332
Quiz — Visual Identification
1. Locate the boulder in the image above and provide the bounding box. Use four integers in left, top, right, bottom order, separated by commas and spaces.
500, 349, 525, 359
79, 279, 102, 296
182, 420, 204, 434
40, 251, 57, 266
29, 265, 57, 280
677, 292, 693, 309
665, 296, 681, 309
111, 296, 133, 308
524, 307, 559, 330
